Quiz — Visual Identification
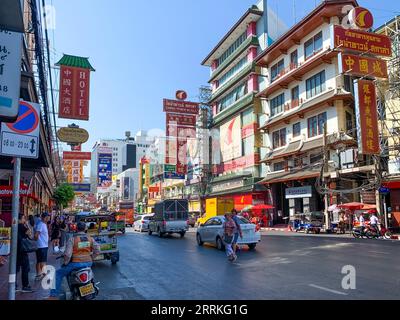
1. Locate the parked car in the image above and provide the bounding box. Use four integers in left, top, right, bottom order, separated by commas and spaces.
148, 200, 189, 238
196, 215, 261, 250
133, 214, 154, 232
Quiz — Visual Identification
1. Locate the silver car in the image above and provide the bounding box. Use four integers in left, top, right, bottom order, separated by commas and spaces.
133, 214, 154, 232
196, 216, 261, 251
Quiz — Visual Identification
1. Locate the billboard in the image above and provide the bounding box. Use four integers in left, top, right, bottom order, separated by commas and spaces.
332, 25, 392, 57
123, 177, 130, 200
220, 116, 242, 162
97, 153, 112, 188
163, 99, 199, 114
354, 80, 380, 155
69, 184, 91, 193
338, 53, 388, 79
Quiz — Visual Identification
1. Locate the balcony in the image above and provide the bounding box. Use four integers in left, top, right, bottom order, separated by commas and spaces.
257, 48, 338, 98
284, 98, 303, 112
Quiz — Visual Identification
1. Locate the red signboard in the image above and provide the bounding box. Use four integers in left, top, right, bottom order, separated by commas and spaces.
349, 7, 374, 30
59, 66, 91, 120
166, 113, 197, 127
0, 186, 37, 199
71, 144, 82, 151
176, 90, 188, 101
339, 53, 388, 79
333, 25, 392, 57
148, 186, 160, 193
63, 151, 92, 161
163, 99, 199, 114
355, 80, 380, 155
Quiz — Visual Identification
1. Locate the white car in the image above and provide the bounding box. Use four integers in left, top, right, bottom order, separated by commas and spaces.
133, 214, 154, 232
196, 216, 261, 251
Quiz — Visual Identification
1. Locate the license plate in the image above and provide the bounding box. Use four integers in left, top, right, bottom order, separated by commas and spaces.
79, 283, 95, 297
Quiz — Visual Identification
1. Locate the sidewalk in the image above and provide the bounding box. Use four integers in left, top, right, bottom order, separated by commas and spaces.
0, 249, 61, 300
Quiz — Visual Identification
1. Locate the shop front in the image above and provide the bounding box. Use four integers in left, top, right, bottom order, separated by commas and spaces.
383, 180, 400, 227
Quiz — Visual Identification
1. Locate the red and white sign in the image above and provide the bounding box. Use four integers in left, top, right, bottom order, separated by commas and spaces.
163, 99, 199, 114
0, 186, 37, 199
176, 90, 188, 101
349, 7, 374, 30
71, 144, 82, 151
166, 113, 197, 127
58, 66, 91, 120
339, 53, 388, 79
63, 151, 91, 161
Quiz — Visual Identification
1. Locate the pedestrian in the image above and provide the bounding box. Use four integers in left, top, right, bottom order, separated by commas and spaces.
50, 217, 61, 254
34, 212, 51, 281
339, 211, 346, 234
223, 212, 237, 262
231, 209, 243, 255
17, 213, 33, 292
59, 217, 67, 251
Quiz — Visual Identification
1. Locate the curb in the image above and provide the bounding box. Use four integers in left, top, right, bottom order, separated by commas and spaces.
391, 235, 400, 240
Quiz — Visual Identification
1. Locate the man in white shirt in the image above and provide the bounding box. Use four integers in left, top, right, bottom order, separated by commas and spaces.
34, 212, 51, 280
369, 213, 380, 233
359, 213, 365, 227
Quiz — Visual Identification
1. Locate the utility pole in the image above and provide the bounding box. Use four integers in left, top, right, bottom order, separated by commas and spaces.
8, 157, 21, 300
322, 124, 330, 231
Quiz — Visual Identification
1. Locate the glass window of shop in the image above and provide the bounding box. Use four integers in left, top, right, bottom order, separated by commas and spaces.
217, 32, 247, 66
306, 70, 326, 99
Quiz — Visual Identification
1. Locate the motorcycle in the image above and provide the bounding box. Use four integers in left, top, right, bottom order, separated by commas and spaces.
365, 224, 392, 240
56, 256, 100, 300
352, 226, 368, 238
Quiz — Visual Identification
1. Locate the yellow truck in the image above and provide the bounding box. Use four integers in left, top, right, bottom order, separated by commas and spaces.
196, 198, 234, 226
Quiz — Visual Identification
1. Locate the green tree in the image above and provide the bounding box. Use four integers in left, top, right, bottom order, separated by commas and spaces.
54, 183, 75, 208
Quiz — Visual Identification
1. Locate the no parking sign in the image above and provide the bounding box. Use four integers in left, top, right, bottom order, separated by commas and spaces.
0, 100, 41, 159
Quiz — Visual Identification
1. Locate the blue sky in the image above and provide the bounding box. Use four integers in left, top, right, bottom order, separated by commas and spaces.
50, 0, 400, 175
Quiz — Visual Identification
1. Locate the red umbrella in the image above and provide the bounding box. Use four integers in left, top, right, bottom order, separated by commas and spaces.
337, 202, 364, 211
252, 204, 275, 210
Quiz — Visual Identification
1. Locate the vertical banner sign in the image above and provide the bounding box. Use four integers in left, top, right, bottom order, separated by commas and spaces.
123, 177, 130, 200
0, 30, 22, 122
220, 116, 242, 162
97, 153, 112, 188
354, 80, 380, 155
56, 55, 95, 121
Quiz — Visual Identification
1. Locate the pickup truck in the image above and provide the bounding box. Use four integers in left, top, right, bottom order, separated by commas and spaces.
148, 200, 189, 238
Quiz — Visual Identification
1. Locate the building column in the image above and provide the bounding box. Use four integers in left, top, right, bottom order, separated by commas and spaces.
247, 21, 257, 37
248, 74, 259, 92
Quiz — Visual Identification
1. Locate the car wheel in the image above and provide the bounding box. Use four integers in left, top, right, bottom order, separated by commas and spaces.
216, 237, 225, 251
148, 229, 152, 235
248, 244, 256, 250
180, 232, 186, 238
196, 233, 204, 246
158, 228, 164, 238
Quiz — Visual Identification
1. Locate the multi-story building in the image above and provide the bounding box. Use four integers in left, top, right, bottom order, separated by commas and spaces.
201, 1, 287, 211
90, 131, 153, 194
376, 16, 400, 227
256, 0, 383, 224
0, 0, 61, 226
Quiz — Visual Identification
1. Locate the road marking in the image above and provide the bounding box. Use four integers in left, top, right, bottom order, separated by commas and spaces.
368, 251, 389, 255
309, 284, 348, 296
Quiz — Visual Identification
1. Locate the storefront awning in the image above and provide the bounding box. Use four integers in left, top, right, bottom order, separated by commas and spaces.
260, 167, 321, 184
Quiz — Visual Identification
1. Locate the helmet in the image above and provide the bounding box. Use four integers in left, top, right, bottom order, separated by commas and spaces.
77, 222, 87, 232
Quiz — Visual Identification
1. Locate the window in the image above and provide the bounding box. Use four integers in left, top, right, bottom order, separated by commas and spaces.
217, 32, 247, 66
218, 82, 248, 112
241, 108, 254, 126
219, 57, 248, 87
271, 59, 285, 81
304, 31, 323, 59
308, 112, 327, 138
273, 161, 285, 171
290, 50, 298, 68
291, 86, 299, 108
293, 122, 301, 137
310, 153, 323, 164
272, 128, 286, 149
243, 136, 254, 156
270, 93, 285, 117
306, 70, 326, 99
346, 111, 353, 133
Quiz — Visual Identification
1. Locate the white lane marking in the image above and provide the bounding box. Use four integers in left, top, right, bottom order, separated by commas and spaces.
309, 284, 348, 296
368, 251, 389, 255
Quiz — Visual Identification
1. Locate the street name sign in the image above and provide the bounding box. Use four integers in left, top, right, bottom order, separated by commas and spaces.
0, 100, 40, 159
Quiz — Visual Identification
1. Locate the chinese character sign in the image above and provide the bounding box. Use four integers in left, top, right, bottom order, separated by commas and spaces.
58, 66, 91, 120
354, 80, 380, 155
339, 53, 388, 79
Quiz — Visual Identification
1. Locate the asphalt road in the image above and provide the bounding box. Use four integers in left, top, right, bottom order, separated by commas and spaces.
92, 229, 400, 300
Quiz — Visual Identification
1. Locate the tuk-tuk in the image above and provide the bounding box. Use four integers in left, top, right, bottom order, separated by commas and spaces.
291, 211, 324, 234
75, 214, 120, 265
109, 212, 126, 234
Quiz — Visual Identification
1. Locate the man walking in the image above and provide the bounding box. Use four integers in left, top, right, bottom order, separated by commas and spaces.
231, 209, 243, 255
34, 212, 51, 280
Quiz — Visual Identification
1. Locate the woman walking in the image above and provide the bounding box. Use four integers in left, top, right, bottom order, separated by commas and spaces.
50, 216, 61, 254
223, 212, 237, 262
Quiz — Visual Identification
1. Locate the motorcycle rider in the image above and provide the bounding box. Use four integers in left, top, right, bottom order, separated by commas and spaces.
48, 222, 99, 300
369, 212, 380, 234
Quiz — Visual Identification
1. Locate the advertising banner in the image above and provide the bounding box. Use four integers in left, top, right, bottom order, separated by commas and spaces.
332, 25, 392, 57
220, 116, 242, 162
98, 153, 112, 188
354, 79, 380, 155
163, 99, 199, 114
338, 53, 388, 79
123, 177, 130, 200
166, 113, 197, 126
58, 65, 91, 120
69, 184, 91, 193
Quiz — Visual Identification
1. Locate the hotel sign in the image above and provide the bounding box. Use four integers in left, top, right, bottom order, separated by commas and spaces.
332, 25, 392, 57
338, 53, 388, 79
354, 80, 380, 155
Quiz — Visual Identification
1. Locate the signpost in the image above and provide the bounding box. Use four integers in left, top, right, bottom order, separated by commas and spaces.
0, 100, 40, 301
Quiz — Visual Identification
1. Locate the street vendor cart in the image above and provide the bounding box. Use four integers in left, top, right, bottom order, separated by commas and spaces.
291, 211, 323, 234
75, 214, 120, 265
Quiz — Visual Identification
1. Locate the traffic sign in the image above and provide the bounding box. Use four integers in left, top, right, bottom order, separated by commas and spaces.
379, 187, 390, 194
0, 100, 41, 159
